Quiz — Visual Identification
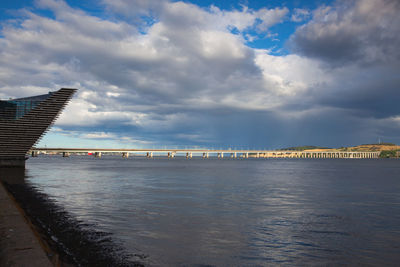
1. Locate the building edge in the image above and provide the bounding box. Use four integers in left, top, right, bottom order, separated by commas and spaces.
0, 157, 27, 167
0, 88, 77, 168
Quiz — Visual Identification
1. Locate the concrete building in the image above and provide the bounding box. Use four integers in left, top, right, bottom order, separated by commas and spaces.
0, 88, 77, 167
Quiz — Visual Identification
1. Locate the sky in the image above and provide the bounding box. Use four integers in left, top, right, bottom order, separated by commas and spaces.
0, 0, 399, 149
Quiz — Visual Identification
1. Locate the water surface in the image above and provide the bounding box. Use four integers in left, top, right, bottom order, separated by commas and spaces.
26, 156, 400, 266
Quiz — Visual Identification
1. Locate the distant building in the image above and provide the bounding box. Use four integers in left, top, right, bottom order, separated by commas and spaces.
0, 88, 77, 167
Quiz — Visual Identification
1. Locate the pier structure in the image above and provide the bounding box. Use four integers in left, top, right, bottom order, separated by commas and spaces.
30, 148, 380, 159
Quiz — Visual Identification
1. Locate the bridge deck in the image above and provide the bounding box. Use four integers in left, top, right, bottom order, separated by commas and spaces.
30, 148, 380, 159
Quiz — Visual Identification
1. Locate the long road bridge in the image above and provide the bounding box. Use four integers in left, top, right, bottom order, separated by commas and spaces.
31, 148, 380, 159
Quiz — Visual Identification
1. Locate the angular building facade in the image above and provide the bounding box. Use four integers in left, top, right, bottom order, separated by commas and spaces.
0, 88, 77, 167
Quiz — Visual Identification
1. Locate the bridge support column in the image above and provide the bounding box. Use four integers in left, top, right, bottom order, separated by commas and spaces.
94, 152, 102, 158
122, 152, 129, 158
63, 152, 70, 157
31, 151, 38, 157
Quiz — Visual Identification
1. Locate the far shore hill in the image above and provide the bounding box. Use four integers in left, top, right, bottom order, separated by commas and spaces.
279, 143, 400, 158
280, 143, 400, 152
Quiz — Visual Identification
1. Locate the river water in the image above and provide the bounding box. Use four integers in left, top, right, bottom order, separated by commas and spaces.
24, 156, 400, 266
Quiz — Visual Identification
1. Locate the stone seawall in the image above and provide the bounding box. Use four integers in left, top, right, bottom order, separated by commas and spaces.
0, 182, 52, 266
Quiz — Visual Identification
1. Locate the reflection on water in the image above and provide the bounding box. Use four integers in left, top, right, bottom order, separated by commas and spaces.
20, 156, 400, 265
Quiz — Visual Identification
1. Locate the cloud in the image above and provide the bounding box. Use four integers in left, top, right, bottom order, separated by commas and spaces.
291, 8, 310, 22
289, 0, 400, 66
83, 132, 116, 139
104, 0, 288, 36
285, 0, 400, 124
255, 7, 289, 32
45, 127, 153, 148
1, 0, 400, 147
102, 0, 167, 19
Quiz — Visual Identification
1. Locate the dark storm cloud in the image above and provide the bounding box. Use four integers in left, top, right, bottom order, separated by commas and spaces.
290, 0, 400, 66
316, 71, 400, 118
284, 0, 400, 138
277, 62, 400, 120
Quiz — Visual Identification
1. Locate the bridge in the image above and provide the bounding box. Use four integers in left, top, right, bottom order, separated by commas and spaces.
31, 148, 380, 159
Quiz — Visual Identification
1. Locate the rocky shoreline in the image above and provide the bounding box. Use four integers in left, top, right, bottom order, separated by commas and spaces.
3, 181, 145, 267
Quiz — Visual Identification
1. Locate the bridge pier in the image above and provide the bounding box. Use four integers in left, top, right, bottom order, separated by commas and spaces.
31, 151, 39, 157
122, 152, 129, 158
94, 152, 102, 158
63, 152, 70, 157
